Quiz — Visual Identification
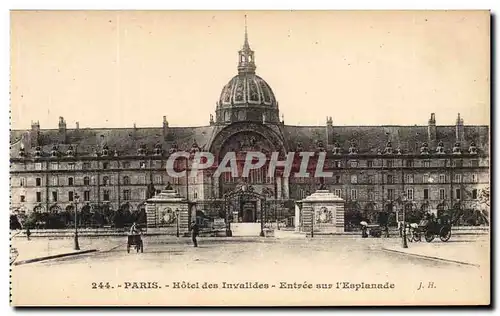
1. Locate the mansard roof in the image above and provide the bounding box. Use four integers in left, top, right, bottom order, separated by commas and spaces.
10, 123, 489, 159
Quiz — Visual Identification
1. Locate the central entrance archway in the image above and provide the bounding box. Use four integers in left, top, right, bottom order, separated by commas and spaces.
224, 184, 267, 237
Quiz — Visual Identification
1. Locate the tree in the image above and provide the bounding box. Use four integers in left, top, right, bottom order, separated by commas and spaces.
479, 186, 490, 208
10, 215, 22, 230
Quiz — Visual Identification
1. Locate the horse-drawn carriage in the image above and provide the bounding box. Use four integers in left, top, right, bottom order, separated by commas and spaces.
127, 233, 144, 253
409, 215, 452, 242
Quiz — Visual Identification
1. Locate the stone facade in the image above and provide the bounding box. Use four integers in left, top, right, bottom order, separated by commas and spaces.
9, 28, 490, 229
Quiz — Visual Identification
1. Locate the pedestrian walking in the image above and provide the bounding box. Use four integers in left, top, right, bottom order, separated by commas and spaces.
26, 227, 31, 241
190, 221, 199, 247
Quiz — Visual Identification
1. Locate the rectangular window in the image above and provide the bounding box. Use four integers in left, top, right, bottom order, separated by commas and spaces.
335, 175, 341, 184
423, 161, 431, 168
52, 177, 58, 186
83, 162, 91, 169
471, 160, 479, 167
454, 174, 462, 183
456, 188, 461, 199
453, 160, 463, 167
423, 174, 429, 183
52, 191, 58, 202
367, 189, 374, 201
122, 161, 130, 169
103, 190, 110, 201
68, 163, 75, 170
387, 175, 393, 184
439, 174, 446, 183
350, 189, 357, 200
140, 162, 147, 169
36, 178, 41, 186
155, 175, 163, 184
84, 190, 90, 201
439, 189, 446, 200
36, 192, 42, 202
407, 188, 414, 200
367, 175, 374, 184
472, 189, 478, 199
35, 163, 42, 170
51, 162, 59, 170
350, 175, 358, 184
334, 161, 341, 168
386, 160, 393, 168
406, 174, 414, 184
367, 161, 373, 168
68, 177, 74, 186
424, 189, 429, 200
69, 191, 74, 202
103, 162, 109, 169
20, 195, 25, 202
406, 160, 413, 168
19, 177, 26, 187
387, 189, 394, 200
123, 190, 130, 201
472, 174, 477, 183
350, 161, 358, 168
334, 189, 342, 198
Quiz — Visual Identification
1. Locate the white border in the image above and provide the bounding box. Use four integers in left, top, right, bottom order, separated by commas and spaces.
1, 1, 498, 315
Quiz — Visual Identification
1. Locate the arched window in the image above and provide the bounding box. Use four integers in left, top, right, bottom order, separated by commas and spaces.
103, 176, 109, 186
123, 176, 130, 185
83, 176, 90, 186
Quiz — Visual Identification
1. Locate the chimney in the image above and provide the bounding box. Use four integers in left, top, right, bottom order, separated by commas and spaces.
162, 116, 169, 140
455, 113, 465, 143
30, 120, 41, 146
427, 113, 437, 148
76, 122, 80, 130
326, 116, 334, 146
58, 116, 67, 143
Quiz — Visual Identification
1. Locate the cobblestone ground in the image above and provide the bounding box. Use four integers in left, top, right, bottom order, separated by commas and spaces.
11, 235, 490, 306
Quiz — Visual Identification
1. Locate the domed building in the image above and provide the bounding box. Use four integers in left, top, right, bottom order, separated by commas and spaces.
9, 24, 490, 235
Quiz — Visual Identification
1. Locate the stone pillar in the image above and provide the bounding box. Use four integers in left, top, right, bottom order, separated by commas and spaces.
282, 176, 289, 199
335, 205, 345, 233
276, 176, 282, 199
294, 203, 301, 231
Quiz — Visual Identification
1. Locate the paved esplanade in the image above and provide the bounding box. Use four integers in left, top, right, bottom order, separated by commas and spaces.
11, 235, 488, 306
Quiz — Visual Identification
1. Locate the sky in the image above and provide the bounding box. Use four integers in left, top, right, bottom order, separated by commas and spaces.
10, 10, 490, 129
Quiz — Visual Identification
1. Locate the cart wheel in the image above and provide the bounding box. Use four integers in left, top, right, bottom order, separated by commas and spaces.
413, 230, 422, 242
127, 245, 130, 253
424, 230, 435, 243
439, 227, 451, 242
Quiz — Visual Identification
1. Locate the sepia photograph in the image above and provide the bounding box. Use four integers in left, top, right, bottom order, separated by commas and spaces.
9, 10, 490, 306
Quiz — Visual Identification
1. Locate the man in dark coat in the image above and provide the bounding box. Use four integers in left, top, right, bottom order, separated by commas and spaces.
191, 221, 199, 247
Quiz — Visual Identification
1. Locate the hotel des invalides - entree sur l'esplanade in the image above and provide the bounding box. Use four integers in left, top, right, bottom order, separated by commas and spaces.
9, 24, 490, 236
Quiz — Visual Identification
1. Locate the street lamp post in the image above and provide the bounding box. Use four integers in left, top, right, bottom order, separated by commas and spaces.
401, 194, 408, 248
176, 210, 180, 237
74, 194, 80, 250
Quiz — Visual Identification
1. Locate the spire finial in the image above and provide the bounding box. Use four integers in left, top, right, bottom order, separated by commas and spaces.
237, 14, 256, 74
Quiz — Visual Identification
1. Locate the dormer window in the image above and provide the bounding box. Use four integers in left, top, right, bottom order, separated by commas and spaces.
384, 141, 393, 155
436, 141, 445, 154
468, 142, 478, 155
348, 142, 358, 155
137, 144, 146, 156
66, 145, 74, 157
154, 143, 163, 156
420, 142, 430, 155
452, 142, 461, 155
101, 145, 110, 157
333, 142, 342, 155
190, 141, 200, 154
19, 147, 25, 158
316, 140, 325, 152
113, 150, 119, 157
50, 145, 59, 158
34, 146, 42, 158
296, 142, 303, 152
395, 147, 402, 155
